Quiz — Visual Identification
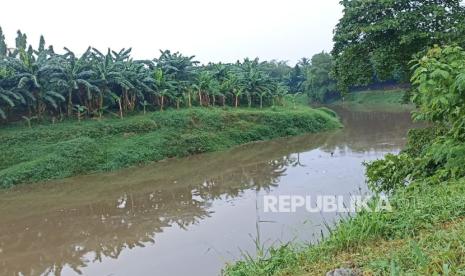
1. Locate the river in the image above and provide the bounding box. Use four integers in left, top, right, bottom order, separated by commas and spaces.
0, 107, 416, 276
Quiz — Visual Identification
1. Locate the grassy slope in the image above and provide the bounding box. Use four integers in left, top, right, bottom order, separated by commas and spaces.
224, 178, 465, 275
331, 89, 414, 112
0, 107, 340, 188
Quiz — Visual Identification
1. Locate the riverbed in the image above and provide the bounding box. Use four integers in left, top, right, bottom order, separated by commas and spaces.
0, 107, 416, 276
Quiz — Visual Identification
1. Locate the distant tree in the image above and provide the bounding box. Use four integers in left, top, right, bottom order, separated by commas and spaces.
332, 0, 465, 93
305, 52, 337, 103
0, 27, 7, 57
260, 60, 291, 82
15, 30, 27, 51
38, 35, 46, 53
297, 57, 311, 67
286, 65, 306, 93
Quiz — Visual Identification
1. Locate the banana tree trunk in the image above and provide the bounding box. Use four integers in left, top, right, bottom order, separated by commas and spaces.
67, 89, 73, 117
99, 92, 104, 118
130, 92, 136, 111
118, 98, 123, 119
122, 89, 128, 111
235, 95, 239, 108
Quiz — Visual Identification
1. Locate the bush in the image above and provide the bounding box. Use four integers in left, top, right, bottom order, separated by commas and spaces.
365, 153, 416, 193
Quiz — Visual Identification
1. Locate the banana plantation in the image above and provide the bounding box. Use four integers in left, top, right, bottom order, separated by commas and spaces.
0, 28, 304, 122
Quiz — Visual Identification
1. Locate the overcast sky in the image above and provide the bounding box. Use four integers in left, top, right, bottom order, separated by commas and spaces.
1, 0, 342, 65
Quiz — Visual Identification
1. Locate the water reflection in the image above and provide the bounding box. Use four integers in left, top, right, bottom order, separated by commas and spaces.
0, 107, 415, 276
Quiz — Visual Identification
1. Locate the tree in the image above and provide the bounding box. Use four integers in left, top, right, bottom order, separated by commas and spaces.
240, 58, 273, 107
196, 71, 216, 106
286, 64, 305, 93
332, 0, 465, 93
48, 47, 99, 116
304, 52, 337, 103
2, 44, 64, 118
38, 35, 46, 53
0, 86, 24, 119
0, 25, 289, 121
224, 73, 244, 108
91, 48, 134, 117
152, 68, 173, 111
0, 27, 7, 57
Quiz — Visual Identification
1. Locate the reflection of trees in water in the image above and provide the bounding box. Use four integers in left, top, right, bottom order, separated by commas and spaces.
195, 157, 291, 201
0, 108, 416, 275
0, 154, 293, 276
0, 186, 211, 276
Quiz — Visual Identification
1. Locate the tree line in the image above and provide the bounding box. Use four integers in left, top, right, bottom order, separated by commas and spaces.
0, 28, 336, 122
3, 1, 463, 122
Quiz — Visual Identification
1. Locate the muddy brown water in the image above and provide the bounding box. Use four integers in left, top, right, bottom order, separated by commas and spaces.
0, 107, 416, 276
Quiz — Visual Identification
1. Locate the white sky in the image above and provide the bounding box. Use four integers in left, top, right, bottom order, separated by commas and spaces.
1, 0, 342, 65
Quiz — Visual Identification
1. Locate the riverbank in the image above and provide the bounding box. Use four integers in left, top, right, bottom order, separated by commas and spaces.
224, 125, 465, 275
224, 178, 465, 275
330, 89, 414, 112
0, 107, 340, 188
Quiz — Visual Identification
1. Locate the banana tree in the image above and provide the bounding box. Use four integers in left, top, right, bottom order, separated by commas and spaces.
287, 92, 302, 109
152, 68, 175, 111
272, 83, 289, 106
221, 72, 244, 108
91, 48, 133, 117
0, 87, 24, 119
255, 89, 270, 109
196, 71, 217, 106
159, 89, 173, 111
4, 47, 64, 117
48, 47, 99, 116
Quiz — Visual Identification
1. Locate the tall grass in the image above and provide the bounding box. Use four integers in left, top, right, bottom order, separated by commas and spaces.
223, 179, 465, 275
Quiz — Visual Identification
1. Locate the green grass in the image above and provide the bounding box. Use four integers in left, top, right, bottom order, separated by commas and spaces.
224, 179, 465, 276
331, 89, 414, 112
0, 107, 340, 188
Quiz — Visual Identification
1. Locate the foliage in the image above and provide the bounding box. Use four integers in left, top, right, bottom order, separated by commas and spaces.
366, 46, 465, 193
332, 0, 465, 92
0, 27, 324, 123
304, 52, 337, 103
410, 45, 465, 127
286, 64, 306, 93
402, 126, 446, 158
365, 153, 416, 193
0, 27, 7, 57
